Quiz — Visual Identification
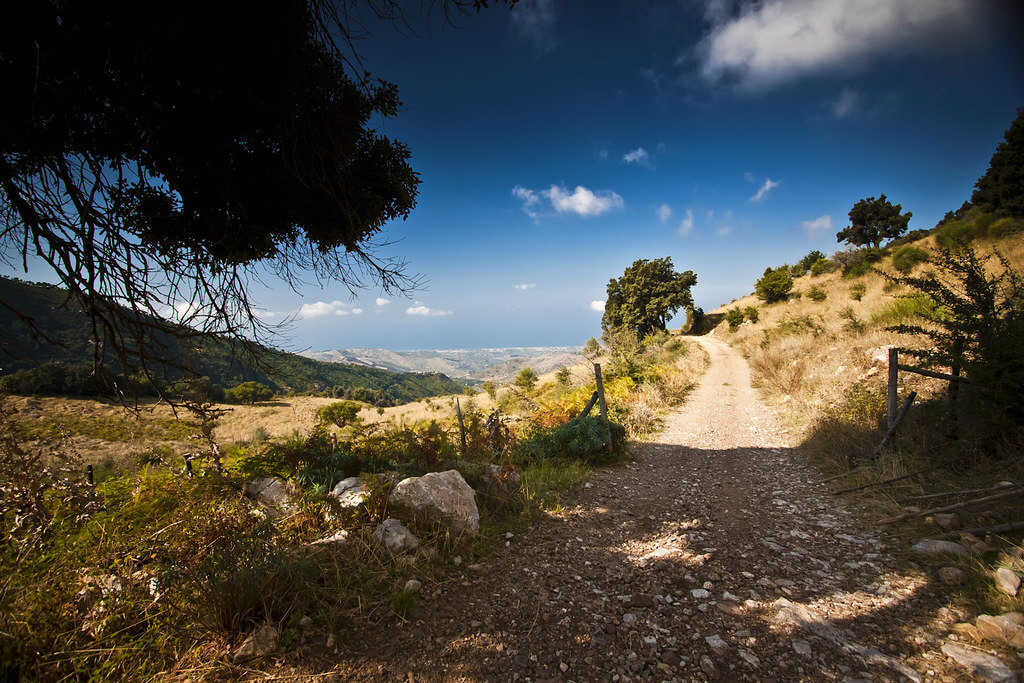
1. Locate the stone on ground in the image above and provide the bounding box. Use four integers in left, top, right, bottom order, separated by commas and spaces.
389, 470, 480, 536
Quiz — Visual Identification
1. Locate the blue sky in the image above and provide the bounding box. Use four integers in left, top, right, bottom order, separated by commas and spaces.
7, 1, 1024, 352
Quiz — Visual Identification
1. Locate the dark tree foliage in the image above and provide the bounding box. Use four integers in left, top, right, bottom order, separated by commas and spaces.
836, 194, 912, 248
973, 107, 1024, 216
602, 258, 697, 338
888, 248, 1024, 426
0, 0, 510, 399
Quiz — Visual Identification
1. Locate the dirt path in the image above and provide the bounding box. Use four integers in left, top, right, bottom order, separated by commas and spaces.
310, 336, 967, 681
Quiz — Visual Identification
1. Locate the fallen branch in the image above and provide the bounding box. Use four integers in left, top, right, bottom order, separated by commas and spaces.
821, 466, 867, 484
879, 487, 1024, 525
900, 482, 1020, 504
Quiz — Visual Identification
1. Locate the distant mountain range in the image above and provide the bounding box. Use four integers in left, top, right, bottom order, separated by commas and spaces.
300, 346, 584, 383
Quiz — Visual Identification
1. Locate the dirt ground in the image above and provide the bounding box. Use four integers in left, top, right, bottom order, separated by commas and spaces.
277, 336, 1000, 682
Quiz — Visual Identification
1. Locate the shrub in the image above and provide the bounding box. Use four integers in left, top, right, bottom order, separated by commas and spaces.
989, 216, 1024, 238
743, 306, 759, 323
726, 308, 745, 331
839, 306, 865, 334
482, 381, 496, 400
807, 285, 827, 302
833, 247, 883, 278
515, 416, 626, 466
755, 266, 794, 304
227, 381, 273, 405
849, 283, 867, 301
798, 250, 827, 273
871, 293, 938, 328
513, 367, 538, 392
934, 220, 977, 249
317, 400, 362, 428
810, 258, 836, 276
891, 245, 929, 274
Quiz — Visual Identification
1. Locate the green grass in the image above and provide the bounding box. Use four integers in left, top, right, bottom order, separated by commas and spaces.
14, 413, 197, 442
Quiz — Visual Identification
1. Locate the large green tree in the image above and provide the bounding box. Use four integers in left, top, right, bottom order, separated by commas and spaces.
0, 0, 510, 391
601, 258, 697, 338
836, 194, 912, 248
972, 107, 1024, 216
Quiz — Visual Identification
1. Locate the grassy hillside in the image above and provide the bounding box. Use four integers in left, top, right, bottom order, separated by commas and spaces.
0, 277, 466, 402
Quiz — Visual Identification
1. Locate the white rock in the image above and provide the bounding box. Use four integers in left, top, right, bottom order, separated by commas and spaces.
389, 470, 480, 536
372, 518, 420, 554
704, 634, 729, 654
910, 540, 970, 557
331, 476, 369, 508
233, 625, 278, 661
995, 568, 1021, 596
691, 588, 712, 599
792, 639, 812, 656
404, 579, 422, 593
311, 529, 350, 546
245, 477, 295, 511
941, 642, 1019, 682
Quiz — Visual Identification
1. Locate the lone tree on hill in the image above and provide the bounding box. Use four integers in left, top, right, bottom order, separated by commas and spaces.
972, 107, 1024, 217
836, 194, 912, 248
602, 257, 697, 338
0, 0, 513, 396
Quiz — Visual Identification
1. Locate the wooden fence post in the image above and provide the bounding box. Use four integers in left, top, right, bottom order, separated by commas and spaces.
887, 348, 898, 428
593, 363, 613, 455
454, 397, 467, 455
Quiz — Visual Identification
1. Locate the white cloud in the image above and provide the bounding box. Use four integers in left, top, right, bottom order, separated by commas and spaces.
716, 225, 733, 237
546, 184, 624, 217
299, 300, 352, 318
657, 204, 672, 222
510, 0, 557, 56
830, 87, 861, 118
514, 283, 536, 290
700, 0, 976, 91
801, 214, 834, 235
351, 308, 363, 315
750, 178, 780, 202
678, 209, 695, 235
375, 297, 391, 306
623, 147, 652, 167
406, 305, 452, 317
590, 300, 605, 312
512, 185, 542, 220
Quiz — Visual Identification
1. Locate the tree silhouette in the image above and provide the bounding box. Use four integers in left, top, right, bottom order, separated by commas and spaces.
836, 194, 912, 248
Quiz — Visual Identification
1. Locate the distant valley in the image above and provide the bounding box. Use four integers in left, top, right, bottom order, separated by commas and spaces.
300, 346, 584, 383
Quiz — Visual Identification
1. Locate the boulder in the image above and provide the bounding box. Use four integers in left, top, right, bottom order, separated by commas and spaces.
389, 470, 480, 536
372, 518, 420, 554
941, 642, 1019, 682
931, 513, 961, 531
331, 476, 370, 509
245, 477, 296, 513
977, 614, 1024, 648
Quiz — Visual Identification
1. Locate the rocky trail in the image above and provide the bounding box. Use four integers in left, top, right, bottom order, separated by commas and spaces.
297, 336, 1006, 682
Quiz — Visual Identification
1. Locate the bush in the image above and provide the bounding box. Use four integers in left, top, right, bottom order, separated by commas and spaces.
317, 401, 362, 428
833, 247, 883, 278
849, 283, 867, 301
226, 381, 273, 405
726, 308, 745, 331
516, 416, 626, 466
934, 220, 977, 249
990, 216, 1024, 238
513, 367, 538, 392
755, 266, 794, 304
839, 306, 865, 334
891, 245, 929, 274
743, 306, 759, 323
807, 285, 827, 302
798, 250, 827, 273
810, 258, 836, 276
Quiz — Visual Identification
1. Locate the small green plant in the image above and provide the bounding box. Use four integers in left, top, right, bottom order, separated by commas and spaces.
839, 306, 865, 334
726, 308, 745, 331
743, 306, 759, 323
391, 589, 418, 619
317, 400, 362, 428
555, 367, 571, 387
891, 245, 929, 274
989, 216, 1024, 238
810, 258, 835, 276
849, 283, 867, 301
513, 367, 538, 393
807, 285, 827, 302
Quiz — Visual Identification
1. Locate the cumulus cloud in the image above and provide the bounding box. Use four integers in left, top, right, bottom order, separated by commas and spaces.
514, 283, 537, 290
750, 178, 780, 202
547, 184, 624, 217
590, 300, 605, 312
375, 297, 391, 306
658, 204, 672, 223
510, 0, 557, 56
678, 209, 695, 235
298, 300, 356, 318
801, 214, 834, 236
513, 183, 625, 219
406, 305, 452, 317
623, 147, 652, 167
700, 0, 976, 91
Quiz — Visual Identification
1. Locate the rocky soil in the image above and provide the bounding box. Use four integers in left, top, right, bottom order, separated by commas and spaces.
286, 337, 1018, 682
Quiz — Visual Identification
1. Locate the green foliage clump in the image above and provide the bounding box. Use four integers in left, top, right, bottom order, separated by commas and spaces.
807, 285, 827, 302
582, 337, 601, 359
833, 246, 883, 278
726, 308, 745, 331
513, 367, 539, 393
934, 220, 978, 249
972, 107, 1024, 216
516, 416, 626, 466
989, 216, 1024, 238
891, 245, 929, 274
755, 266, 794, 304
836, 194, 912, 247
839, 306, 866, 334
555, 367, 571, 387
482, 381, 497, 401
849, 283, 867, 301
602, 257, 697, 338
871, 294, 939, 328
761, 315, 825, 346
744, 306, 759, 323
317, 401, 362, 428
810, 258, 836, 276
794, 250, 827, 276
226, 381, 274, 405
889, 248, 1024, 426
